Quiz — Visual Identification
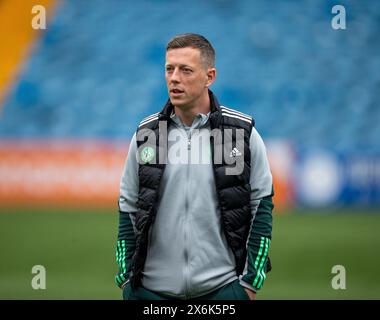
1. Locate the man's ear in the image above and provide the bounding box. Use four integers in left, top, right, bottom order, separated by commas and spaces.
206, 68, 216, 87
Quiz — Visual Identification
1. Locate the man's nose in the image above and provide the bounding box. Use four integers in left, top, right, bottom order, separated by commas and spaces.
170, 68, 180, 83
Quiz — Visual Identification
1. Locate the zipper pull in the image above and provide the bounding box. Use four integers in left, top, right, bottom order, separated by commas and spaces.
187, 138, 191, 150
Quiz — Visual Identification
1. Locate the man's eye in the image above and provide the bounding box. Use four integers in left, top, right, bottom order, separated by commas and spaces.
166, 67, 173, 72
183, 69, 192, 73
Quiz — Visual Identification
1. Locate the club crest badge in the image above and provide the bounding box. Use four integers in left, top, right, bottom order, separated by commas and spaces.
140, 146, 155, 164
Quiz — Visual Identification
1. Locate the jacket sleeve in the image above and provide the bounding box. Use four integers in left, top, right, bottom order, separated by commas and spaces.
115, 133, 139, 289
240, 127, 274, 292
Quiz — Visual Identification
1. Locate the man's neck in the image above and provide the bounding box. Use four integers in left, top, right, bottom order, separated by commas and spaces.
174, 91, 211, 126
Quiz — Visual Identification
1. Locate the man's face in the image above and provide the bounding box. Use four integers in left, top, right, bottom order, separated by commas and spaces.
165, 47, 215, 110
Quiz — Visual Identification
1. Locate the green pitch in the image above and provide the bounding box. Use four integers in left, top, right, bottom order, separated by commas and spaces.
0, 207, 379, 300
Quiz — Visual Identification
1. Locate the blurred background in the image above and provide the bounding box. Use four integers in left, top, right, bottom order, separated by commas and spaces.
0, 0, 379, 299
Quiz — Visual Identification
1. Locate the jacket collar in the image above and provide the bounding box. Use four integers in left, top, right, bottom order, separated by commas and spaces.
158, 89, 222, 127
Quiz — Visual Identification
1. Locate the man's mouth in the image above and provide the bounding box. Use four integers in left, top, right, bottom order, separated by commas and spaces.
171, 88, 184, 94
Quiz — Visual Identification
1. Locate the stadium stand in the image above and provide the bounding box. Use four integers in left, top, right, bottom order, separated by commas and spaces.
0, 0, 379, 154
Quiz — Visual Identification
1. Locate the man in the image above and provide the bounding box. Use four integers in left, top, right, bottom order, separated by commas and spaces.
115, 33, 274, 300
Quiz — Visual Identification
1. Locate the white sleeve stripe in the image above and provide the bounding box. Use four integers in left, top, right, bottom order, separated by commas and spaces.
221, 105, 250, 118
221, 108, 252, 121
139, 116, 158, 127
141, 113, 159, 123
221, 106, 251, 119
222, 112, 252, 124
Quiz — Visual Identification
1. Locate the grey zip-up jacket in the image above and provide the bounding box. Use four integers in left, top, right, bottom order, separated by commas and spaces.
116, 111, 273, 299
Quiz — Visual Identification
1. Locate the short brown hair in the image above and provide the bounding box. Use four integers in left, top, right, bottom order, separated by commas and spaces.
166, 33, 215, 68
